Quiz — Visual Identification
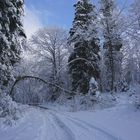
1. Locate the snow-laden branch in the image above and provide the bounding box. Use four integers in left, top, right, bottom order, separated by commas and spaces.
9, 76, 79, 101
57, 57, 96, 76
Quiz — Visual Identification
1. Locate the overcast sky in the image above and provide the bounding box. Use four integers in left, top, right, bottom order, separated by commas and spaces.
23, 0, 132, 38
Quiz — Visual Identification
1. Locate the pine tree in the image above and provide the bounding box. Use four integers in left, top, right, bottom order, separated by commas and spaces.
0, 0, 26, 91
100, 0, 122, 92
68, 0, 100, 94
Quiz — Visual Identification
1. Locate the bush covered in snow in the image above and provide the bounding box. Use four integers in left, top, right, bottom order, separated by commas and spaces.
88, 77, 99, 96
0, 93, 22, 125
127, 86, 140, 109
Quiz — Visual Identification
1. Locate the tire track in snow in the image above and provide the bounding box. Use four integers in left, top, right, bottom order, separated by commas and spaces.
47, 112, 76, 140
50, 110, 123, 140
67, 116, 122, 140
49, 111, 91, 140
35, 108, 75, 140
37, 107, 123, 140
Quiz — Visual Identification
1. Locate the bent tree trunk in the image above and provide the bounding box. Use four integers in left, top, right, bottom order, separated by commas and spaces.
9, 76, 75, 101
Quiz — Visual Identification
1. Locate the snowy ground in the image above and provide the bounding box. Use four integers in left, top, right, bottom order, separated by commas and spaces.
0, 101, 140, 140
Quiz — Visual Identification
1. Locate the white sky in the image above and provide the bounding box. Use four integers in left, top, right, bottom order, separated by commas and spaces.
23, 7, 43, 39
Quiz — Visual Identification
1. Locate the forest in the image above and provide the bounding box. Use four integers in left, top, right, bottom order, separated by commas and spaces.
0, 0, 140, 140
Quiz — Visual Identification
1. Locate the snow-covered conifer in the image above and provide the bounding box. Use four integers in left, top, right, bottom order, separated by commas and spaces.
0, 0, 25, 91
68, 0, 100, 94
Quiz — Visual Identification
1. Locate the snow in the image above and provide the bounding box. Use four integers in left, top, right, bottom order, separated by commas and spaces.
69, 105, 140, 140
0, 99, 140, 140
0, 94, 23, 126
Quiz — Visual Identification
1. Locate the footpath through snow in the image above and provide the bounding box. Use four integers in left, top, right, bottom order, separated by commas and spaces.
0, 102, 140, 140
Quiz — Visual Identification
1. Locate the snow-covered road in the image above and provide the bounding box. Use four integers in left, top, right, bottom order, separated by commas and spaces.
0, 105, 140, 140
47, 110, 120, 140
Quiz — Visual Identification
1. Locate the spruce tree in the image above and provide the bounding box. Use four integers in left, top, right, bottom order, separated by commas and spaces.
0, 0, 25, 91
68, 0, 100, 94
100, 0, 122, 92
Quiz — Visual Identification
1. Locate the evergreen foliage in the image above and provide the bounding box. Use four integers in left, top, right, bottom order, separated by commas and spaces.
68, 0, 100, 94
0, 0, 25, 90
